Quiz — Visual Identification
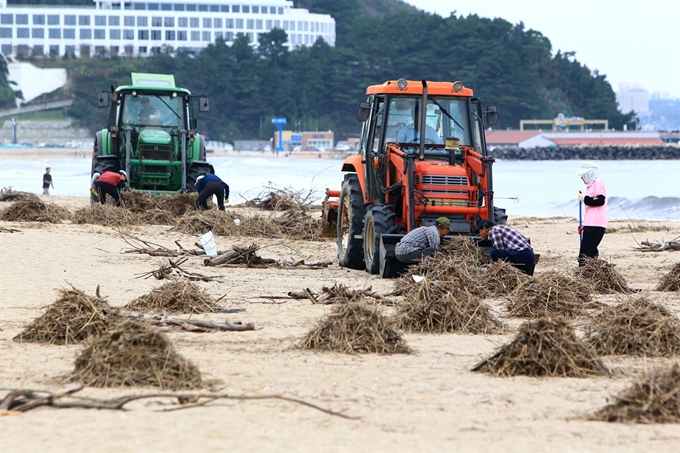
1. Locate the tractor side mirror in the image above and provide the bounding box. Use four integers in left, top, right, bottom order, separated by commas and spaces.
98, 91, 109, 108
356, 102, 371, 122
485, 105, 498, 126
198, 96, 209, 112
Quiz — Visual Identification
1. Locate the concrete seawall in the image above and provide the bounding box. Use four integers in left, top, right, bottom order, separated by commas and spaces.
491, 145, 680, 160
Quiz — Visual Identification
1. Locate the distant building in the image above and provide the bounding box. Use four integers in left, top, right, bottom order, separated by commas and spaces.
0, 0, 336, 58
616, 83, 649, 114
486, 130, 664, 148
274, 129, 333, 151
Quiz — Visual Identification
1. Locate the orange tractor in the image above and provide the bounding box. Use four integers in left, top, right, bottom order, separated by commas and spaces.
320, 79, 507, 277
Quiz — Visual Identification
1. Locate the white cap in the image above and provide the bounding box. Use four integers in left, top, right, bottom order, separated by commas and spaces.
195, 175, 205, 186
574, 163, 599, 176
119, 170, 128, 179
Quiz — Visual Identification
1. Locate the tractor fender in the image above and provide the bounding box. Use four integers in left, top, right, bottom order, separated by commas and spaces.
340, 154, 367, 202
96, 129, 111, 156
188, 134, 206, 161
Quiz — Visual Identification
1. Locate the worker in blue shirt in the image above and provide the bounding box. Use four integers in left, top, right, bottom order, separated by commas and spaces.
195, 174, 230, 211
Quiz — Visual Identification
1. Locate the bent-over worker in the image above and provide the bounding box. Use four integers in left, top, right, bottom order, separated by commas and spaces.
395, 217, 451, 264
477, 220, 535, 275
195, 174, 230, 211
91, 170, 127, 207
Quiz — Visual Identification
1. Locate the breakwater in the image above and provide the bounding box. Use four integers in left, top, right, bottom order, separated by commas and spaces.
490, 145, 680, 160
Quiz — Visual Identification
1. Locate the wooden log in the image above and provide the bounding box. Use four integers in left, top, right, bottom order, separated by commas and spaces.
203, 250, 242, 266
160, 318, 256, 331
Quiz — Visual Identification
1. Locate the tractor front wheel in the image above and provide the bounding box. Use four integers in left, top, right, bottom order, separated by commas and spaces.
337, 174, 365, 269
363, 205, 398, 274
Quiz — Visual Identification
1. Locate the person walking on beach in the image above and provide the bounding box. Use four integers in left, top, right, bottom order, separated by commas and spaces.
90, 170, 127, 207
42, 167, 53, 195
195, 173, 230, 211
477, 220, 536, 275
395, 217, 451, 264
576, 163, 607, 266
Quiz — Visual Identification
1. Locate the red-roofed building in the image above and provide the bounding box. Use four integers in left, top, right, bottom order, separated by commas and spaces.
485, 130, 665, 148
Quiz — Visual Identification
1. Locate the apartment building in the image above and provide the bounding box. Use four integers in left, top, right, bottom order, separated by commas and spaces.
0, 0, 336, 58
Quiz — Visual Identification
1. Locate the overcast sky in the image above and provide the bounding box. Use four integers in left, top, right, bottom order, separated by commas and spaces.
402, 0, 680, 98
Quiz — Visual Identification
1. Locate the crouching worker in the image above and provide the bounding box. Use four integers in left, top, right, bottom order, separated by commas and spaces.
91, 170, 127, 207
477, 220, 535, 275
395, 217, 451, 264
195, 174, 230, 211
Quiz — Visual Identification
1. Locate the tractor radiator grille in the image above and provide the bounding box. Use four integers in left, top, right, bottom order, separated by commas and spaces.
420, 174, 469, 195
138, 144, 174, 161
421, 175, 468, 186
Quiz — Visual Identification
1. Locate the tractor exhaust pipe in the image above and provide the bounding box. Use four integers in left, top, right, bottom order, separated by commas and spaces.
419, 80, 428, 161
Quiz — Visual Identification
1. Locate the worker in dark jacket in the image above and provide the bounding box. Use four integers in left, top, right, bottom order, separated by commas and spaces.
91, 170, 127, 207
195, 174, 230, 211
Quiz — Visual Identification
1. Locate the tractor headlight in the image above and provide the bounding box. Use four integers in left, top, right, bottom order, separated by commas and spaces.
452, 81, 464, 93
397, 78, 408, 90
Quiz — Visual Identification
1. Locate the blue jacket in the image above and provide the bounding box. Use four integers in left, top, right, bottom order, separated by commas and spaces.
196, 174, 230, 198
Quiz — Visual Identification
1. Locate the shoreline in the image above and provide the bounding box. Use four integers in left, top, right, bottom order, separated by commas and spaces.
0, 147, 349, 161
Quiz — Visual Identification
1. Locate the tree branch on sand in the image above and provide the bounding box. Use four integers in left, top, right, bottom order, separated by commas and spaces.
0, 385, 358, 419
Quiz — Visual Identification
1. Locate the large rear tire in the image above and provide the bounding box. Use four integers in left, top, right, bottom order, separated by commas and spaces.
186, 162, 214, 192
363, 205, 398, 274
337, 174, 365, 269
90, 134, 118, 204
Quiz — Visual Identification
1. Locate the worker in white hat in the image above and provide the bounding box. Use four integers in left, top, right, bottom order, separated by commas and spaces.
90, 169, 127, 207
575, 163, 607, 266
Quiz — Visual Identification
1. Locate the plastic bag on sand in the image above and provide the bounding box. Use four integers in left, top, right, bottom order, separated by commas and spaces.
199, 231, 217, 257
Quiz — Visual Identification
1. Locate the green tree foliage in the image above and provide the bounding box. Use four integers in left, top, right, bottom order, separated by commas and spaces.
19, 0, 630, 140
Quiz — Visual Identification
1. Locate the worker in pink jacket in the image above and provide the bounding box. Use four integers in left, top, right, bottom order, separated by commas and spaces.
576, 163, 607, 266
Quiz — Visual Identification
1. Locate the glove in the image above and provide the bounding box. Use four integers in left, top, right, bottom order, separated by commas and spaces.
577, 192, 585, 202
577, 226, 584, 234
225, 198, 229, 205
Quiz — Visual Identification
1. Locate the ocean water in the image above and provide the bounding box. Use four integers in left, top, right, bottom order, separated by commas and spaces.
1, 156, 678, 220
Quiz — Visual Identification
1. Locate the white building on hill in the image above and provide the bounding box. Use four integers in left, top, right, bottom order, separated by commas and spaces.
0, 0, 335, 58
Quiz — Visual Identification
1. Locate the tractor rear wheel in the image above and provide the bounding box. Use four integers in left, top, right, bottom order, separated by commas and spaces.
337, 174, 365, 269
363, 205, 398, 274
90, 135, 117, 205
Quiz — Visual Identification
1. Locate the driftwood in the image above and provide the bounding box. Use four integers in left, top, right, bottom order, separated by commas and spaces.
204, 244, 275, 267
0, 385, 357, 419
204, 244, 332, 270
135, 258, 222, 282
118, 229, 208, 257
127, 313, 255, 332
0, 226, 21, 233
288, 285, 398, 306
635, 238, 680, 252
276, 259, 332, 269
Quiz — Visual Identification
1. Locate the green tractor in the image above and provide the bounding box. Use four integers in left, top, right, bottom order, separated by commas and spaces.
91, 72, 214, 202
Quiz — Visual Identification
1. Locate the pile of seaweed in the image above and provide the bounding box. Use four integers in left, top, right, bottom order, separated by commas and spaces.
574, 258, 632, 293
472, 318, 609, 377
68, 320, 202, 389
125, 280, 220, 314
506, 271, 595, 319
0, 194, 71, 223
298, 301, 411, 354
586, 296, 680, 357
13, 287, 121, 345
592, 363, 680, 424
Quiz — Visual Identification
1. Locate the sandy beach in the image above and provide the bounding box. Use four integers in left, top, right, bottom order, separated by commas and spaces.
1, 193, 680, 452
